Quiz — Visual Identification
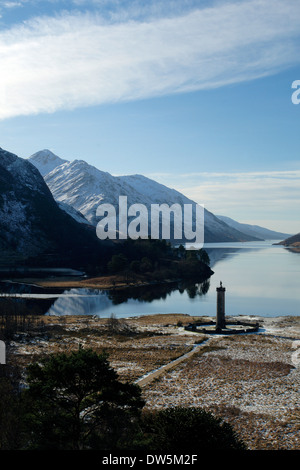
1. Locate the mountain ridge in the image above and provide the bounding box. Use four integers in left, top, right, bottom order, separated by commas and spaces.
29, 152, 262, 244
216, 215, 291, 240
0, 148, 109, 268
28, 149, 68, 176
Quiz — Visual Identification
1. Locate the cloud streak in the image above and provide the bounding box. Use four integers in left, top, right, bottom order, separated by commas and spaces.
1, 0, 300, 119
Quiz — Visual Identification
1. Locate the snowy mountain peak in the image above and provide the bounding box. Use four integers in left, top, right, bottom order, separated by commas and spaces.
25, 148, 266, 243
42, 155, 261, 242
28, 149, 68, 176
44, 158, 136, 225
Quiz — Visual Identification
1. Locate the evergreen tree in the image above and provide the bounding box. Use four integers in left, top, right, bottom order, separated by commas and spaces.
142, 406, 246, 451
22, 348, 144, 450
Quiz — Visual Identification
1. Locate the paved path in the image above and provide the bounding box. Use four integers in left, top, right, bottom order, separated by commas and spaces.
135, 339, 210, 387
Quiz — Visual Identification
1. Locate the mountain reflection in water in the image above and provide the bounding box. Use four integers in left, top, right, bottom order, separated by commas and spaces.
1, 241, 299, 318
46, 280, 210, 317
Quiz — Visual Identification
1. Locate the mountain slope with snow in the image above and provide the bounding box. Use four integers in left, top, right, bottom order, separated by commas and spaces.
57, 201, 91, 225
28, 149, 68, 176
39, 156, 261, 243
0, 148, 107, 267
45, 160, 142, 226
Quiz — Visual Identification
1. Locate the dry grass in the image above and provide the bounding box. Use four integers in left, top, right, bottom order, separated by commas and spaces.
142, 325, 300, 450
7, 314, 195, 382
6, 313, 300, 450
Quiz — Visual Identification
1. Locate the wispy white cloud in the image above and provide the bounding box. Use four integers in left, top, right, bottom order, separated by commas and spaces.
0, 0, 300, 119
1, 2, 22, 7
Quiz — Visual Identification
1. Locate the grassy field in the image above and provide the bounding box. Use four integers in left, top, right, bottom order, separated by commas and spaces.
6, 312, 300, 450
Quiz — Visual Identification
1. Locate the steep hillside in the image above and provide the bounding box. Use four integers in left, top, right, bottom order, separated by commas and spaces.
279, 232, 300, 244
277, 233, 300, 251
0, 148, 109, 269
35, 157, 260, 243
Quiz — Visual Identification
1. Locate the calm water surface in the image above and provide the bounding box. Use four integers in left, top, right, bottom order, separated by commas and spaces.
0, 241, 299, 318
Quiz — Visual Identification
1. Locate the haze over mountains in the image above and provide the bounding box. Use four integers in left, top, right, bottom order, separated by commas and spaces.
216, 215, 290, 241
28, 149, 290, 244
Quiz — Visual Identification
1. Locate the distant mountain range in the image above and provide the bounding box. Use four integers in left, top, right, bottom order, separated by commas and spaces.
0, 146, 291, 270
28, 149, 275, 244
0, 148, 110, 268
216, 215, 290, 241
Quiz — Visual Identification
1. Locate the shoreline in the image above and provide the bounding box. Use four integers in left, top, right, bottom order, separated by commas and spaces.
2, 273, 200, 291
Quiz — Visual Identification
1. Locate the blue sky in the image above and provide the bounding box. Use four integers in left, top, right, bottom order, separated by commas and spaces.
0, 0, 300, 234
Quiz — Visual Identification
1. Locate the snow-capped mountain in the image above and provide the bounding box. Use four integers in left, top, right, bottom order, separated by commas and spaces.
28, 149, 68, 176
29, 151, 261, 243
45, 159, 141, 226
0, 148, 106, 267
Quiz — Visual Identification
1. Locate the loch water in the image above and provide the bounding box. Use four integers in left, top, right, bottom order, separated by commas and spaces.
0, 241, 299, 318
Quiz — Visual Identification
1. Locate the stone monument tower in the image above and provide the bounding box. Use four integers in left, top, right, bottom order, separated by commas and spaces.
216, 281, 226, 331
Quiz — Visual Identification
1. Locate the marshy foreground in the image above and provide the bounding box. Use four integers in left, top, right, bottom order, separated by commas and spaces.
7, 313, 300, 450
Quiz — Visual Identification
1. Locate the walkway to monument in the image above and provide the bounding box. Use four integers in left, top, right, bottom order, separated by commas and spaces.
135, 282, 260, 388
135, 338, 211, 388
